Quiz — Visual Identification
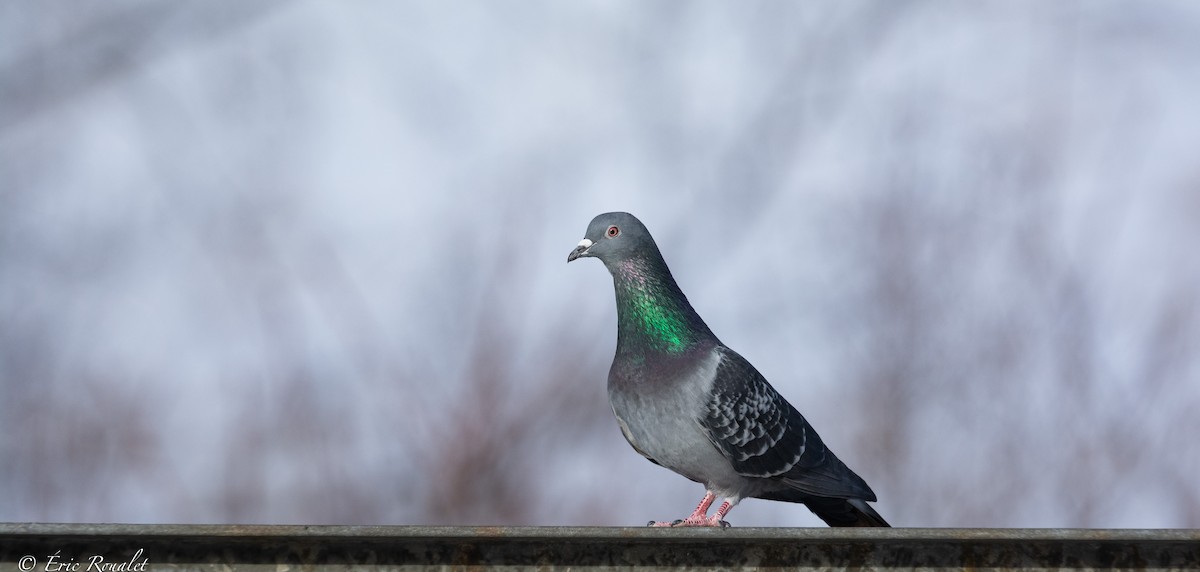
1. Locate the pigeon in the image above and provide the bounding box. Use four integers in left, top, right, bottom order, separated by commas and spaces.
568, 212, 889, 528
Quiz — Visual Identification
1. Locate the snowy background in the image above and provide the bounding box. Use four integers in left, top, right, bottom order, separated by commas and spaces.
3, 1, 1199, 527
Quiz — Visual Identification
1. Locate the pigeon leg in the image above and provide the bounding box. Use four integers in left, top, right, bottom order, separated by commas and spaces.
647, 491, 715, 527
675, 497, 736, 527
709, 499, 735, 527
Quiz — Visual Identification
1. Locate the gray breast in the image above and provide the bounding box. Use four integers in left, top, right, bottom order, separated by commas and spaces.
608, 348, 748, 494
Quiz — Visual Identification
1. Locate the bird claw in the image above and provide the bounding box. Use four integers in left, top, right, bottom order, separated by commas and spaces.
645, 517, 731, 528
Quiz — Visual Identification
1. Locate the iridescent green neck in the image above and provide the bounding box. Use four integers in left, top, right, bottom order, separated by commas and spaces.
612, 258, 709, 355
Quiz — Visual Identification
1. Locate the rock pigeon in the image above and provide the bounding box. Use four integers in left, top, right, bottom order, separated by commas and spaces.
568, 212, 889, 528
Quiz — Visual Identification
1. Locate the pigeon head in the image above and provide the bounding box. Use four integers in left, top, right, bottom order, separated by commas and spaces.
568, 211, 716, 354
566, 211, 661, 267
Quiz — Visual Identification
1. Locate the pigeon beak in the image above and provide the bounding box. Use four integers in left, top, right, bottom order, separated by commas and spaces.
567, 238, 593, 263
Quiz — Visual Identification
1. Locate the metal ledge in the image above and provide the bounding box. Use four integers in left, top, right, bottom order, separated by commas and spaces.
1, 524, 1197, 570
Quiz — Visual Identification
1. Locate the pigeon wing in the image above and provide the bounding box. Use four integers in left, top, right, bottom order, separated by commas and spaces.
701, 348, 876, 501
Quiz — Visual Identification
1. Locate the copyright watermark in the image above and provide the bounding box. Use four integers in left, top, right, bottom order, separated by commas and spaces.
17, 549, 149, 572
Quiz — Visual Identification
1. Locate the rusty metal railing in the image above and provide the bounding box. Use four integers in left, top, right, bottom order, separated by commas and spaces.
1, 524, 1197, 571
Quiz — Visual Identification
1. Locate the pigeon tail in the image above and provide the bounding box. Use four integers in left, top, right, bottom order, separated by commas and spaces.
758, 487, 889, 527
804, 496, 891, 527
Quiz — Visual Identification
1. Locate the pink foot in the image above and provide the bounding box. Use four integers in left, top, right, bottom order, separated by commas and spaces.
645, 516, 731, 527
645, 493, 734, 528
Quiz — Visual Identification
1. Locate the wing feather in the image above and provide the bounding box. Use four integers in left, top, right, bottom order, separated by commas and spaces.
700, 348, 876, 501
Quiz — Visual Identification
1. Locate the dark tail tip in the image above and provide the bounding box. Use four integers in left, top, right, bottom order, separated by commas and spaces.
808, 497, 891, 527
844, 498, 890, 527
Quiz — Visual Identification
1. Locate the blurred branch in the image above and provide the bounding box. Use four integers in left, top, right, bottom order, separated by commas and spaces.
0, 0, 289, 132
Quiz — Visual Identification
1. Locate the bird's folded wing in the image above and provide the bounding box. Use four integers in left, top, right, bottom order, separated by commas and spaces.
700, 348, 876, 501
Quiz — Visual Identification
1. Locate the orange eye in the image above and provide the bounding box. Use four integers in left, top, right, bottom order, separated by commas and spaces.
606, 225, 620, 238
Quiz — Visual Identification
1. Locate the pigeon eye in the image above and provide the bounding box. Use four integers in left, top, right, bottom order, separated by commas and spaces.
606, 225, 620, 238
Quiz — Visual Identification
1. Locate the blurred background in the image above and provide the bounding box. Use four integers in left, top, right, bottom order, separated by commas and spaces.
2, 1, 1199, 528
